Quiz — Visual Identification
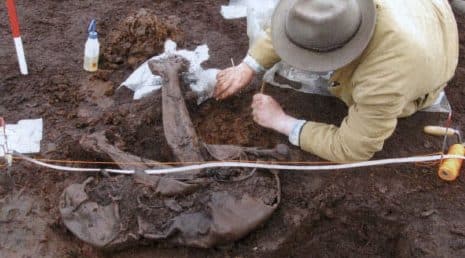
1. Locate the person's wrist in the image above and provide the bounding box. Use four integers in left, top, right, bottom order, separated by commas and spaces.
243, 55, 265, 73
288, 120, 307, 146
240, 62, 256, 76
238, 63, 255, 91
274, 114, 298, 136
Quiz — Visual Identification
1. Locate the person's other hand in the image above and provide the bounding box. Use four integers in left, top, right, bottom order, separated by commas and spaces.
214, 62, 255, 100
251, 93, 298, 135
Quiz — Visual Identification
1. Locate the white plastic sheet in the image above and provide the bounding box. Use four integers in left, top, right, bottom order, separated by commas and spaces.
0, 119, 43, 157
121, 40, 218, 103
221, 0, 278, 19
221, 0, 278, 46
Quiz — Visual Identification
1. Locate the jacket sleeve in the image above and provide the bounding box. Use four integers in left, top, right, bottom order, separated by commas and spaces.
248, 28, 281, 70
299, 63, 409, 163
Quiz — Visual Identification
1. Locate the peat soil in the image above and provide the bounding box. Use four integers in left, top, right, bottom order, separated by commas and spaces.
1, 0, 465, 257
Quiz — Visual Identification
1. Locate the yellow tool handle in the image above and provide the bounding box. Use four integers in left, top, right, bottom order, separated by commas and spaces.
424, 126, 459, 137
438, 144, 465, 181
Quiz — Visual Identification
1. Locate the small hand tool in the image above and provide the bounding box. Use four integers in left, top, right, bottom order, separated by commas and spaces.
424, 126, 464, 181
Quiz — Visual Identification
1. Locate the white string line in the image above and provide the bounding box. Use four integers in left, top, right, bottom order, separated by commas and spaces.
12, 151, 465, 175
14, 152, 133, 174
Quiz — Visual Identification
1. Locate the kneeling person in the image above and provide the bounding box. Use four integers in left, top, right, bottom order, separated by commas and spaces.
214, 0, 459, 163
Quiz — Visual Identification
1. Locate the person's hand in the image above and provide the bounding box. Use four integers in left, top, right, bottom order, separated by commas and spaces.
251, 93, 298, 136
214, 62, 255, 100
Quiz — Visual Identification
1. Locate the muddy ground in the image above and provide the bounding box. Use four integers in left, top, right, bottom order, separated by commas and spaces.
1, 1, 465, 257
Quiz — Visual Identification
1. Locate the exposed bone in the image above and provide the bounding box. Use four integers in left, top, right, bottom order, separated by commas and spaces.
205, 143, 291, 161
203, 144, 247, 161
149, 58, 205, 163
164, 198, 183, 212
80, 131, 170, 170
243, 144, 290, 161
134, 170, 201, 197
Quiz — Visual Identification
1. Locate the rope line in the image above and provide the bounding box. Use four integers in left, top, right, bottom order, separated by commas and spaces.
10, 151, 446, 167
9, 151, 465, 175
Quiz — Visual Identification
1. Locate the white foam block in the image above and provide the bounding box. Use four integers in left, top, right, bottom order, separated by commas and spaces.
221, 5, 247, 19
0, 119, 43, 157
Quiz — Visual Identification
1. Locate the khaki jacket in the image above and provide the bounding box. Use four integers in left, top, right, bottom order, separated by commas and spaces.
249, 0, 459, 162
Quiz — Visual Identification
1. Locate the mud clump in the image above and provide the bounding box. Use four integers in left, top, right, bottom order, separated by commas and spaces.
102, 9, 182, 68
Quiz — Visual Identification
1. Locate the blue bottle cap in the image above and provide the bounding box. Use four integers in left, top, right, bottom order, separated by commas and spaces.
88, 19, 98, 39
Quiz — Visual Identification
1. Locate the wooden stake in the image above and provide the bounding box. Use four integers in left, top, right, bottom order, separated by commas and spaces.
260, 80, 266, 94
6, 0, 28, 75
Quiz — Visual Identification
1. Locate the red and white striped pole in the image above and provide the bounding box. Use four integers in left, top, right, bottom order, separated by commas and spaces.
6, 0, 28, 75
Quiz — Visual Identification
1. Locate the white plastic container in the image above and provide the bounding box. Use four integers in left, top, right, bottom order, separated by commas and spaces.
83, 20, 100, 72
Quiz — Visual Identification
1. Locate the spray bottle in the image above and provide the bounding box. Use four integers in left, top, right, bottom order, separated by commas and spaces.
83, 19, 100, 72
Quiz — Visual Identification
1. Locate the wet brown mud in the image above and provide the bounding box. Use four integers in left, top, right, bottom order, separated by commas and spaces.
0, 0, 465, 257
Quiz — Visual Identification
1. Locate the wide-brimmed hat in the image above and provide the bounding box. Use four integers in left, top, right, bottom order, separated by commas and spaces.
272, 0, 376, 72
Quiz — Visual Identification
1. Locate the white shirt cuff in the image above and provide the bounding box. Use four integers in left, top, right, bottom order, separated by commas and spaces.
288, 120, 307, 146
243, 55, 265, 73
